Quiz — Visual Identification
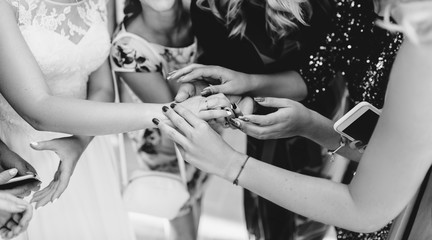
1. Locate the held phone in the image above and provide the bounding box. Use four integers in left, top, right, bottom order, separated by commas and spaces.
0, 173, 40, 190
334, 102, 381, 145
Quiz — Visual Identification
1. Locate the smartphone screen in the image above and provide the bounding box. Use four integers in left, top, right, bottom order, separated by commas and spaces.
342, 109, 380, 144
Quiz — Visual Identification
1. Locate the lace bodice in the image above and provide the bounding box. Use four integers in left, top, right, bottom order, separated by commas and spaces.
0, 0, 110, 134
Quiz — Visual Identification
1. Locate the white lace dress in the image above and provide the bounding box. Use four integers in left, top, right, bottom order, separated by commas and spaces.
0, 0, 135, 239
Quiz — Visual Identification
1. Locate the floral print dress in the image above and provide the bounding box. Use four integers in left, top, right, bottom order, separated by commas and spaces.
110, 22, 207, 216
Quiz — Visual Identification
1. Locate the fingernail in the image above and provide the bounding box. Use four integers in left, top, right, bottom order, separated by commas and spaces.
8, 168, 18, 176
238, 116, 250, 122
232, 103, 238, 109
179, 76, 185, 81
25, 171, 36, 176
200, 88, 211, 97
170, 103, 176, 108
30, 142, 38, 146
229, 118, 241, 129
225, 109, 232, 116
152, 118, 160, 125
51, 198, 57, 204
16, 204, 27, 211
162, 106, 169, 112
254, 97, 265, 102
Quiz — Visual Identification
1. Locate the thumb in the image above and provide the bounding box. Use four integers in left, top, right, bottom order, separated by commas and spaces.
175, 83, 195, 102
0, 168, 18, 184
30, 140, 57, 151
253, 97, 292, 108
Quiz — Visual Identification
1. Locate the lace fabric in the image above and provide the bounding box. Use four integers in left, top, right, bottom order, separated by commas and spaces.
377, 1, 432, 44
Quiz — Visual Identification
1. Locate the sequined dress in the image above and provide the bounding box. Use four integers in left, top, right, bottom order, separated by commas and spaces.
299, 0, 403, 239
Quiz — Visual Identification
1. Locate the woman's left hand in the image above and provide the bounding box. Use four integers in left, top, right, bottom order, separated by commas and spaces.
238, 97, 312, 140
29, 136, 91, 208
154, 104, 246, 181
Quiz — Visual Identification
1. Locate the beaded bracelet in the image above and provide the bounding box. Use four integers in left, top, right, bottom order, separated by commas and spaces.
233, 155, 250, 186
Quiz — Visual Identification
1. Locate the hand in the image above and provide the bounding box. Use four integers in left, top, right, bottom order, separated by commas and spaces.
175, 81, 209, 103
168, 64, 251, 96
236, 97, 312, 140
29, 136, 91, 208
154, 104, 246, 181
0, 146, 40, 198
0, 169, 33, 239
177, 96, 233, 122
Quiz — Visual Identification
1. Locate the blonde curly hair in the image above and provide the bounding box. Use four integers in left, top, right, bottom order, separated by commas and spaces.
196, 0, 313, 41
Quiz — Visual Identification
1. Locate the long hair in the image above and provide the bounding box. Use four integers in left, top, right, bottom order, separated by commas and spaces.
196, 0, 313, 41
123, 0, 142, 18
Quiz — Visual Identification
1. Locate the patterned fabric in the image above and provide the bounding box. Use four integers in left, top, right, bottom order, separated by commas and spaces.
110, 21, 205, 215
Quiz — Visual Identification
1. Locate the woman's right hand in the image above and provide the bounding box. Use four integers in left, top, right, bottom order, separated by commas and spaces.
154, 104, 247, 181
168, 64, 252, 97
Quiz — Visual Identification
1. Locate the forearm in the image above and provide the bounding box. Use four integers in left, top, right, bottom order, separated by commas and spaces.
28, 95, 167, 136
302, 110, 363, 161
234, 155, 387, 232
248, 71, 308, 100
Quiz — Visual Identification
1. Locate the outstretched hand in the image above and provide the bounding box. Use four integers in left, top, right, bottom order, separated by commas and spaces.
0, 169, 33, 239
30, 136, 91, 208
154, 104, 246, 181
237, 97, 312, 140
169, 64, 251, 100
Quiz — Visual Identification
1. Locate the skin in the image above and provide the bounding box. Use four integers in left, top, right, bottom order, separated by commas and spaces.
155, 36, 432, 233
0, 0, 218, 207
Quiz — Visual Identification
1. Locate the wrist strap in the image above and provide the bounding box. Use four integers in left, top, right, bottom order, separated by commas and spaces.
233, 155, 250, 186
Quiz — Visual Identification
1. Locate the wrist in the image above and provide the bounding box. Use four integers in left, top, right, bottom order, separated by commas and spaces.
222, 151, 248, 182
246, 74, 261, 95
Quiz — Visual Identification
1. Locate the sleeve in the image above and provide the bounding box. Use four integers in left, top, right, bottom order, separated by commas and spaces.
110, 34, 163, 74
298, 0, 372, 104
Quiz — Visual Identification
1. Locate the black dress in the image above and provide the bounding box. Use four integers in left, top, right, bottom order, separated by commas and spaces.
191, 1, 335, 240
299, 0, 403, 239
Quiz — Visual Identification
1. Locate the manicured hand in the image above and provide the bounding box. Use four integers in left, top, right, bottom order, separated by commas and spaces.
154, 104, 246, 181
168, 64, 251, 97
175, 81, 209, 103
30, 136, 90, 208
237, 97, 312, 140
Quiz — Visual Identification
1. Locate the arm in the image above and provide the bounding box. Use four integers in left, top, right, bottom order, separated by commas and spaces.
157, 39, 432, 232
0, 3, 211, 136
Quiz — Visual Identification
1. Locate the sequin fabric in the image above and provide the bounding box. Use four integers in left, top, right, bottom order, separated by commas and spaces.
299, 0, 402, 239
300, 0, 403, 109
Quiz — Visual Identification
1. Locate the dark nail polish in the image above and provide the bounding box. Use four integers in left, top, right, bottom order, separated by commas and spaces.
152, 118, 160, 125
170, 103, 176, 108
232, 103, 238, 109
162, 106, 169, 112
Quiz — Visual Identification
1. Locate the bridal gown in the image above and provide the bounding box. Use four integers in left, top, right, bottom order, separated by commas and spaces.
1, 0, 135, 239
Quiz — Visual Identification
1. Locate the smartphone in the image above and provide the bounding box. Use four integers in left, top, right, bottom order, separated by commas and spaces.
0, 173, 40, 190
334, 102, 381, 145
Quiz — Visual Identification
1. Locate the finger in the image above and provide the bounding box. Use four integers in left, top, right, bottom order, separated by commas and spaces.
175, 83, 196, 103
0, 228, 9, 238
31, 181, 55, 205
29, 140, 56, 151
198, 109, 233, 121
201, 83, 235, 96
177, 67, 222, 84
19, 206, 33, 230
0, 169, 18, 184
239, 122, 269, 139
5, 219, 18, 232
0, 194, 28, 213
167, 64, 202, 80
171, 103, 209, 128
254, 97, 293, 108
241, 114, 278, 126
52, 166, 73, 201
201, 93, 231, 110
161, 105, 194, 135
155, 120, 190, 149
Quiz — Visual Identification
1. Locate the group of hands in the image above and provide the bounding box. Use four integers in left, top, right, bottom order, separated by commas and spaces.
0, 64, 313, 238
152, 64, 314, 180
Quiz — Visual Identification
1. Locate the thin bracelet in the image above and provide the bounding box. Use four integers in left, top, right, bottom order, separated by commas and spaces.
233, 155, 250, 186
328, 136, 347, 162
